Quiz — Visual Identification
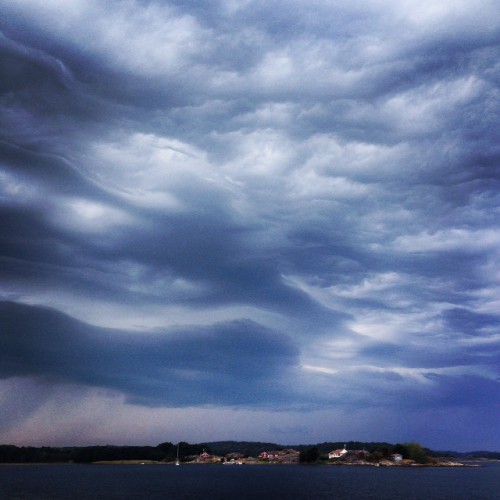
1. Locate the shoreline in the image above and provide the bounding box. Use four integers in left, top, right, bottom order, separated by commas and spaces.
0, 460, 484, 467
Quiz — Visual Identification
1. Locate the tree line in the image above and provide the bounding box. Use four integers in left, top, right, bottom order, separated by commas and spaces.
0, 442, 208, 464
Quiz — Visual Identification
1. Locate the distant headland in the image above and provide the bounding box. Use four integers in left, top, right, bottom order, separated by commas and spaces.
1, 441, 499, 466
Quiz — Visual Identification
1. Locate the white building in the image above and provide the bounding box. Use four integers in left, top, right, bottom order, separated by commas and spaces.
328, 445, 348, 459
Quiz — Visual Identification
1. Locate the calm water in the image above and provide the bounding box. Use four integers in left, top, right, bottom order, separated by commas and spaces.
0, 462, 499, 499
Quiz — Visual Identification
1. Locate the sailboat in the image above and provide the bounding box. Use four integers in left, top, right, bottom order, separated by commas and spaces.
175, 444, 180, 466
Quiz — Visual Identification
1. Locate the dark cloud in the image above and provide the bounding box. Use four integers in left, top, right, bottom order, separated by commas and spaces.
0, 301, 299, 406
441, 308, 500, 337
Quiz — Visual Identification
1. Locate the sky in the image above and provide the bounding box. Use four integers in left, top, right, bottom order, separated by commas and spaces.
0, 0, 499, 452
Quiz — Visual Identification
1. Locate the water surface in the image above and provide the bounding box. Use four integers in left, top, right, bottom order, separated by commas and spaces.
1, 462, 499, 499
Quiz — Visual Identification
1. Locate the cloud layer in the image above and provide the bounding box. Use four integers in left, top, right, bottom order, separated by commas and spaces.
1, 0, 499, 450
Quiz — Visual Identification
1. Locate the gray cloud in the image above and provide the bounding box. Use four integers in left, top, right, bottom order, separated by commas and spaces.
0, 301, 299, 406
0, 0, 499, 449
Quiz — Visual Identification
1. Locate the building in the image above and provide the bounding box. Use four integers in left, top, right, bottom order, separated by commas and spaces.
259, 451, 281, 460
328, 445, 348, 459
259, 449, 300, 463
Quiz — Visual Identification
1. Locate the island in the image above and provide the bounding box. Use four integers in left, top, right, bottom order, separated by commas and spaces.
1, 440, 498, 466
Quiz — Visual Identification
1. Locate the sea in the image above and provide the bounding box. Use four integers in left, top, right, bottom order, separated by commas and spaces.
0, 462, 499, 499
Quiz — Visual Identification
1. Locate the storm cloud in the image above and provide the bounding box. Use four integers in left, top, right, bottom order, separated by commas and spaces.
1, 0, 499, 450
0, 301, 299, 406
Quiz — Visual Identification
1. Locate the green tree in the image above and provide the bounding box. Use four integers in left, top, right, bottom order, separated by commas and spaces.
157, 442, 175, 461
299, 446, 320, 463
367, 450, 383, 463
405, 442, 429, 464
